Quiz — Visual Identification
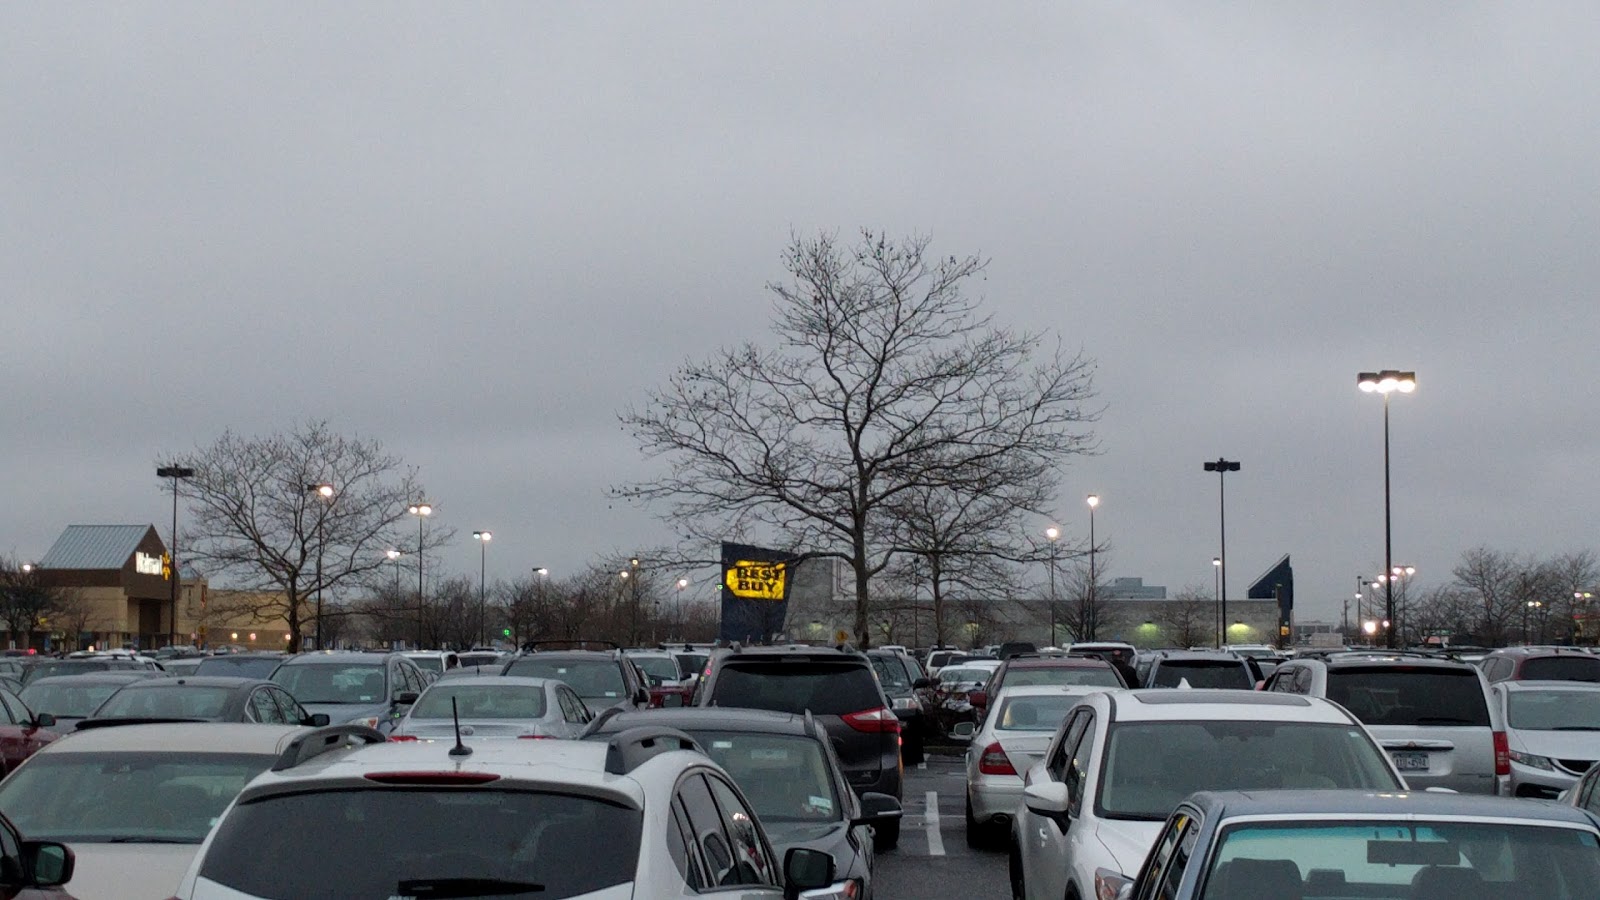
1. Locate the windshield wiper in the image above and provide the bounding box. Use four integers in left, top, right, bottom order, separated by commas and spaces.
1553, 725, 1600, 731
396, 878, 545, 898
102, 836, 198, 844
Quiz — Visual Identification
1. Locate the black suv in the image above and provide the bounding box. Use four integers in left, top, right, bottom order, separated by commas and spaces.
694, 646, 903, 848
501, 643, 651, 713
866, 649, 933, 766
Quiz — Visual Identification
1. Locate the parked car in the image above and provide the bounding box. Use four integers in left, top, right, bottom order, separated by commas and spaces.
1263, 652, 1507, 793
400, 650, 459, 681
501, 646, 652, 714
866, 648, 933, 765
390, 676, 592, 740
923, 647, 963, 677
17, 659, 150, 687
167, 725, 837, 900
18, 673, 164, 735
969, 653, 1125, 719
0, 687, 57, 777
1008, 690, 1405, 900
454, 649, 505, 669
961, 684, 1112, 849
193, 653, 287, 681
269, 651, 427, 734
584, 707, 901, 900
695, 645, 904, 850
931, 661, 1004, 734
1481, 646, 1600, 683
1142, 650, 1256, 689
1493, 680, 1600, 799
81, 677, 324, 727
0, 723, 374, 900
624, 649, 696, 708
1116, 789, 1600, 899
0, 808, 76, 900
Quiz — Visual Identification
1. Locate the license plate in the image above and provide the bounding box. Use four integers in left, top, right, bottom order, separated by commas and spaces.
1391, 751, 1429, 771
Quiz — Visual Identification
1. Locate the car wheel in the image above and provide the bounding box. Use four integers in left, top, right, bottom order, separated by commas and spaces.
872, 819, 900, 852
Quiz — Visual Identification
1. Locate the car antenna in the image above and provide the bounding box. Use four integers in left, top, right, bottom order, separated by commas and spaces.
449, 696, 472, 758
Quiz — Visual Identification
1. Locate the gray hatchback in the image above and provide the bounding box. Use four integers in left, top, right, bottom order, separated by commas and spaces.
269, 651, 428, 734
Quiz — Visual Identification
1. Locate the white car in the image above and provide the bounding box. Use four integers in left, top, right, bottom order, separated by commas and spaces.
0, 722, 368, 900
390, 675, 593, 740
963, 684, 1114, 848
170, 724, 842, 899
1494, 680, 1600, 799
1008, 690, 1407, 900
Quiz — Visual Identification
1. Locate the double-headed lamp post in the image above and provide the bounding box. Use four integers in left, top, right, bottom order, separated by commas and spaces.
407, 503, 432, 649
473, 531, 493, 648
1044, 526, 1061, 646
1358, 370, 1416, 648
1086, 495, 1100, 641
156, 465, 196, 648
305, 483, 334, 650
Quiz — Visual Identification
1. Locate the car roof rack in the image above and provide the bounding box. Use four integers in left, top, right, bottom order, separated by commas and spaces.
271, 724, 387, 771
603, 726, 704, 775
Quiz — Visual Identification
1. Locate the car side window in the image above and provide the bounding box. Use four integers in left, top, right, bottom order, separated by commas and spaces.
1047, 710, 1088, 782
1134, 810, 1190, 900
558, 688, 586, 723
249, 688, 286, 723
1063, 712, 1096, 815
1293, 666, 1313, 693
1583, 768, 1600, 815
706, 774, 777, 886
269, 687, 305, 723
0, 689, 22, 724
668, 798, 706, 890
677, 773, 744, 889
1160, 813, 1199, 899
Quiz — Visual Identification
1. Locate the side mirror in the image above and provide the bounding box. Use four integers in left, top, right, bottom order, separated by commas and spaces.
781, 847, 835, 900
22, 842, 73, 888
393, 691, 419, 706
1023, 780, 1072, 829
851, 791, 903, 827
913, 677, 932, 689
950, 721, 976, 741
970, 690, 988, 709
661, 693, 685, 708
32, 712, 55, 728
635, 688, 651, 706
306, 713, 331, 727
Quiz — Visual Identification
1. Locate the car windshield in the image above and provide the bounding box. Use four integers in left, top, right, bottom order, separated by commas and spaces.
19, 681, 128, 718
711, 662, 883, 716
630, 655, 681, 682
94, 685, 235, 719
675, 653, 709, 676
1098, 721, 1401, 819
1327, 667, 1491, 727
411, 684, 547, 720
1005, 667, 1122, 689
929, 652, 959, 669
272, 663, 389, 705
408, 656, 444, 674
1520, 656, 1600, 682
21, 661, 123, 685
0, 751, 276, 843
1508, 689, 1600, 730
504, 659, 625, 702
197, 788, 642, 900
995, 695, 1081, 731
938, 667, 991, 686
195, 657, 282, 679
1151, 660, 1252, 689
871, 657, 913, 691
1202, 820, 1600, 898
690, 731, 840, 823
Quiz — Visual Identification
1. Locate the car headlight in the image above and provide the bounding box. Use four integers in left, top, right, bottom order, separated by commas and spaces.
1509, 749, 1555, 771
348, 716, 383, 729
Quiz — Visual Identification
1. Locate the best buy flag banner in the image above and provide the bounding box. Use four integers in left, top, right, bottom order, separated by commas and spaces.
719, 542, 793, 644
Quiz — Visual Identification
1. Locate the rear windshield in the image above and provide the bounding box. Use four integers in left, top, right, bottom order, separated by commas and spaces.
1151, 660, 1252, 689
711, 662, 882, 716
408, 657, 444, 673
94, 685, 234, 719
1327, 667, 1490, 727
1520, 656, 1600, 682
1004, 667, 1123, 689
871, 657, 913, 691
197, 657, 282, 679
21, 661, 123, 684
503, 659, 626, 701
996, 694, 1082, 731
198, 788, 642, 900
19, 680, 128, 717
1507, 689, 1600, 730
272, 663, 389, 705
689, 731, 840, 824
929, 652, 959, 669
412, 684, 546, 720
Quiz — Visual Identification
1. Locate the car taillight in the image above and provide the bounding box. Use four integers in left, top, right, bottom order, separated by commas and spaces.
517, 734, 554, 740
388, 734, 418, 742
841, 707, 900, 733
978, 741, 1016, 776
1494, 730, 1511, 777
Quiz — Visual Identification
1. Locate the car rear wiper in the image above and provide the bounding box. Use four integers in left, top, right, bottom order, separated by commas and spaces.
1553, 725, 1600, 731
396, 878, 545, 898
1411, 716, 1477, 724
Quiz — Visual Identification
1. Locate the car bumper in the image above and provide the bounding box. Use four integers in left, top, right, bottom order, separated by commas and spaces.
967, 773, 1024, 825
1510, 761, 1579, 799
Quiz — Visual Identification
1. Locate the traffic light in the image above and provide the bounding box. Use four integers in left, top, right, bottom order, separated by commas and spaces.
502, 628, 511, 637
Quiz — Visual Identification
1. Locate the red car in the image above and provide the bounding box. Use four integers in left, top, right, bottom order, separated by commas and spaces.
0, 688, 57, 778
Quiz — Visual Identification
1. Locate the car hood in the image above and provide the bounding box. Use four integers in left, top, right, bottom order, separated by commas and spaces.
762, 821, 865, 879
397, 720, 550, 738
1093, 817, 1163, 878
1509, 727, 1600, 762
67, 842, 200, 900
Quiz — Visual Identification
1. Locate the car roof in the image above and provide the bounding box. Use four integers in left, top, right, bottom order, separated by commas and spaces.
33, 723, 311, 754
509, 650, 622, 661
1108, 690, 1351, 723
110, 676, 270, 689
1322, 654, 1475, 670
588, 707, 817, 737
994, 684, 1119, 700
24, 672, 159, 686
1004, 656, 1114, 669
423, 675, 555, 689
1184, 788, 1600, 825
718, 646, 862, 660
1498, 679, 1600, 692
278, 651, 395, 666
1155, 651, 1248, 662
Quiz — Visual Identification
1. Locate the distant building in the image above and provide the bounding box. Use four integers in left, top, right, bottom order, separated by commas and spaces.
1100, 577, 1168, 600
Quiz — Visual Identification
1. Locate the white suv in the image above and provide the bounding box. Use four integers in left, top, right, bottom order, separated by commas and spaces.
1009, 690, 1405, 900
171, 726, 840, 899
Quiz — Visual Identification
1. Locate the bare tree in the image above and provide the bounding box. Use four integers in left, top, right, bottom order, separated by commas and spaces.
0, 558, 53, 648
1155, 587, 1216, 650
50, 589, 105, 651
619, 231, 1098, 648
166, 421, 453, 652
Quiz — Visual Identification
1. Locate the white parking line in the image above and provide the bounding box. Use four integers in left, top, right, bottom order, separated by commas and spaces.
924, 790, 946, 856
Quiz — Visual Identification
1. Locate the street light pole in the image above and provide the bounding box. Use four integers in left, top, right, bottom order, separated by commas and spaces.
1213, 558, 1222, 647
1203, 458, 1241, 648
156, 465, 195, 648
473, 531, 492, 647
1086, 495, 1099, 641
1045, 526, 1060, 646
305, 483, 334, 650
1359, 370, 1416, 648
387, 549, 402, 604
408, 503, 432, 649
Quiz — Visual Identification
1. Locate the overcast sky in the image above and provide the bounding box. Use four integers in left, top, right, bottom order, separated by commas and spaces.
5, 4, 1598, 629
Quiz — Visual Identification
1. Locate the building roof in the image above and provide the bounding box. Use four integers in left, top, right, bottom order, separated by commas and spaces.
38, 525, 160, 571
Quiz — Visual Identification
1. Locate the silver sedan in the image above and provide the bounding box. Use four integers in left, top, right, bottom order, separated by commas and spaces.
391, 676, 593, 741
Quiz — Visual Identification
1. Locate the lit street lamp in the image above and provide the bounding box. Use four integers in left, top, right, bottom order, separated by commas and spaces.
473, 531, 493, 648
1358, 369, 1416, 648
1044, 526, 1061, 646
1203, 458, 1241, 647
1086, 495, 1100, 641
1213, 558, 1223, 647
305, 483, 334, 650
386, 549, 403, 601
408, 503, 432, 649
156, 465, 196, 648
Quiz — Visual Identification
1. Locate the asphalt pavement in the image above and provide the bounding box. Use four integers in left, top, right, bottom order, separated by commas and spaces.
874, 751, 1011, 900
